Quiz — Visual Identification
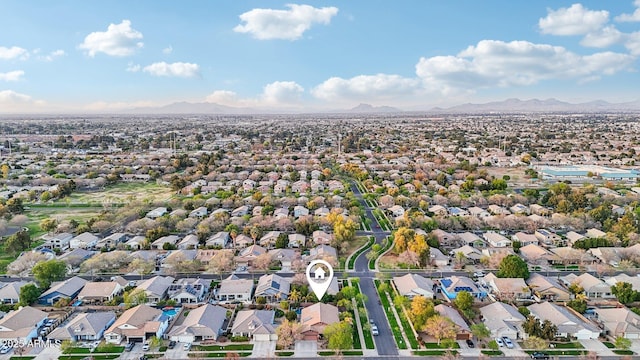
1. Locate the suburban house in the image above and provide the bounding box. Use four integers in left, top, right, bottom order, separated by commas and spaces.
231, 310, 277, 341
189, 206, 208, 218
100, 233, 127, 249
177, 235, 199, 250
604, 274, 640, 292
388, 205, 405, 218
206, 232, 230, 248
450, 245, 483, 264
255, 274, 290, 302
0, 306, 48, 343
39, 276, 88, 305
588, 247, 622, 266
59, 248, 95, 270
168, 304, 227, 343
468, 206, 490, 218
47, 312, 116, 342
307, 245, 337, 263
550, 247, 596, 265
235, 244, 266, 267
434, 304, 471, 340
136, 276, 175, 304
457, 232, 486, 248
288, 233, 306, 248
269, 248, 301, 270
535, 229, 563, 246
560, 273, 613, 299
430, 248, 450, 267
125, 236, 146, 250
273, 208, 289, 219
216, 275, 254, 304
234, 234, 253, 248
293, 206, 309, 218
482, 274, 530, 301
566, 231, 586, 246
312, 230, 332, 245
432, 229, 458, 247
483, 232, 512, 248
146, 207, 168, 219
0, 281, 31, 304
300, 303, 340, 340
259, 231, 281, 248
70, 232, 100, 249
393, 274, 436, 299
77, 281, 123, 304
586, 228, 607, 239
428, 205, 448, 217
593, 307, 640, 339
526, 273, 572, 302
440, 276, 486, 299
104, 304, 168, 344
527, 302, 600, 339
167, 278, 209, 304
479, 302, 525, 339
519, 244, 561, 265
44, 232, 73, 251
512, 232, 539, 246
151, 235, 180, 250
232, 205, 250, 217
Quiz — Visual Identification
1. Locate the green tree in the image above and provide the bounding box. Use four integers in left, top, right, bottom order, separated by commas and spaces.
611, 282, 640, 305
275, 233, 289, 249
39, 218, 58, 234
19, 283, 41, 306
567, 298, 587, 314
325, 320, 353, 353
32, 259, 67, 289
123, 289, 147, 308
470, 323, 490, 341
615, 336, 632, 350
453, 290, 474, 312
523, 336, 548, 350
497, 254, 530, 279
4, 230, 31, 255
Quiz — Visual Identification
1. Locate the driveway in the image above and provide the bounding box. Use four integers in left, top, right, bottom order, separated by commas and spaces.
579, 339, 615, 356
251, 340, 276, 358
294, 340, 317, 357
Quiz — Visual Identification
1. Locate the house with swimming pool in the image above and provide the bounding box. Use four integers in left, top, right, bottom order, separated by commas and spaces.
439, 276, 487, 299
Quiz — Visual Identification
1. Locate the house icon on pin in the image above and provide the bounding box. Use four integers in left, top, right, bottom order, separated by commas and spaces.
314, 267, 326, 280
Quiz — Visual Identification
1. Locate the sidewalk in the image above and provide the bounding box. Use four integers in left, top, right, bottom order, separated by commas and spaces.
579, 339, 616, 357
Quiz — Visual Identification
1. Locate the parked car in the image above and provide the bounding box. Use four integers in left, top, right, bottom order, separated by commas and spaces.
183, 343, 191, 351
531, 352, 549, 359
502, 337, 514, 349
125, 342, 135, 352
142, 342, 150, 351
494, 338, 504, 347
371, 324, 379, 336
168, 341, 176, 349
473, 271, 485, 278
465, 339, 474, 348
0, 345, 11, 354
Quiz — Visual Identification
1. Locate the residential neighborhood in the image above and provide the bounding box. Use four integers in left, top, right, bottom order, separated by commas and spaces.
2, 113, 640, 359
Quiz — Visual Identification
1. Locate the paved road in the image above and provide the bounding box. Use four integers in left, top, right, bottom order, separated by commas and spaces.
350, 180, 398, 356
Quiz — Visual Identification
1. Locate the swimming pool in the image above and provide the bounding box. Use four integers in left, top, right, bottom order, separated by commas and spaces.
163, 308, 178, 317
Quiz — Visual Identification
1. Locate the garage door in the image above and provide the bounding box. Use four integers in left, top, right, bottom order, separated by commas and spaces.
171, 335, 194, 344
254, 334, 271, 341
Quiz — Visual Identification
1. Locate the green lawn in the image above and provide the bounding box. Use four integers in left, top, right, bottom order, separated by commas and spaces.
58, 356, 120, 360
63, 347, 91, 354
194, 344, 254, 351
347, 236, 374, 270
193, 352, 252, 358
424, 342, 460, 349
481, 350, 503, 356
413, 350, 458, 356
375, 279, 408, 350
9, 357, 36, 360
551, 342, 583, 349
603, 342, 615, 348
369, 236, 392, 270
275, 351, 294, 356
351, 279, 375, 349
613, 350, 634, 355
317, 350, 363, 356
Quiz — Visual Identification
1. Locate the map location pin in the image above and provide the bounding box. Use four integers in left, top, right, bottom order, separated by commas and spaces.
306, 259, 334, 301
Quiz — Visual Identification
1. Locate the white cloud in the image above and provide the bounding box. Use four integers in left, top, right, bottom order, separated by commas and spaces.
262, 81, 304, 104
312, 74, 421, 101
625, 31, 640, 55
415, 40, 634, 93
580, 26, 624, 47
0, 71, 25, 82
234, 4, 338, 40
206, 81, 305, 107
0, 90, 45, 112
539, 4, 609, 35
38, 49, 65, 62
126, 63, 141, 72
79, 20, 143, 57
616, 0, 640, 22
142, 62, 200, 78
0, 46, 28, 60
206, 90, 244, 106
162, 46, 173, 55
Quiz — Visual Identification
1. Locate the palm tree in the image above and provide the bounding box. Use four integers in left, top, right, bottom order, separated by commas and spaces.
289, 289, 302, 303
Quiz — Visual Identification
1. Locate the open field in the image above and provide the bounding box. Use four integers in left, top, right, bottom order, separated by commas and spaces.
53, 182, 174, 206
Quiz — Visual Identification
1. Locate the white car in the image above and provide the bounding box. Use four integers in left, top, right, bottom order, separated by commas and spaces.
495, 338, 504, 347
473, 271, 485, 278
503, 337, 514, 349
183, 342, 191, 351
371, 324, 379, 336
142, 342, 150, 351
0, 345, 10, 354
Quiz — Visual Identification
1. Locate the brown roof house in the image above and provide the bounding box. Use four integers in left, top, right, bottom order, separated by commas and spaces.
231, 310, 277, 341
168, 304, 228, 343
104, 304, 168, 344
526, 273, 571, 302
0, 306, 48, 342
78, 281, 123, 304
594, 307, 640, 339
300, 303, 340, 340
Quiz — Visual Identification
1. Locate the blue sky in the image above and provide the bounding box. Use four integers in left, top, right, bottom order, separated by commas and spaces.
1, 1, 640, 112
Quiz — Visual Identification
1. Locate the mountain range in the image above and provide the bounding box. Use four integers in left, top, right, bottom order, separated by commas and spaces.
126, 98, 640, 114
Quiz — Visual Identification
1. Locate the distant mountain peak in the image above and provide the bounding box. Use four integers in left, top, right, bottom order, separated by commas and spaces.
348, 103, 401, 113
